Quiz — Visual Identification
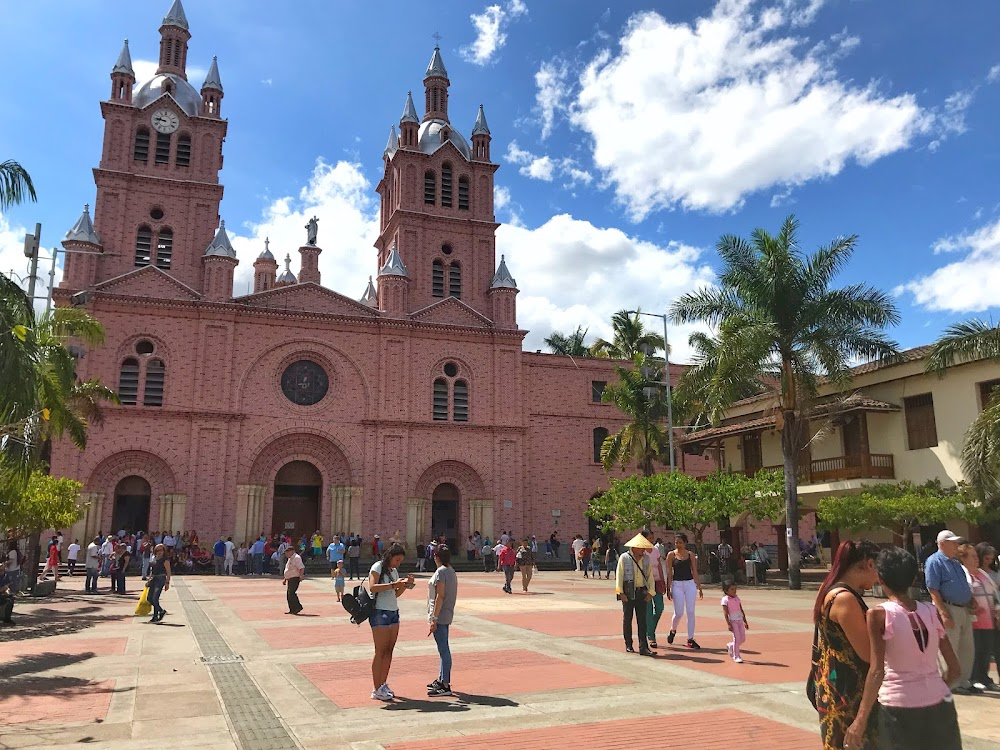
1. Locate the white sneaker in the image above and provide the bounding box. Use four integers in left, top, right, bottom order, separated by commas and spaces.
371, 685, 392, 701
381, 682, 395, 698
727, 643, 734, 658
734, 656, 744, 664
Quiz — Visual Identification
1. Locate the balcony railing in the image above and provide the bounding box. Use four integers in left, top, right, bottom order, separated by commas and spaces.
745, 453, 895, 484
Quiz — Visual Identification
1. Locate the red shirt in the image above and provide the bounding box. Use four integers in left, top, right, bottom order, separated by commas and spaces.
498, 545, 517, 566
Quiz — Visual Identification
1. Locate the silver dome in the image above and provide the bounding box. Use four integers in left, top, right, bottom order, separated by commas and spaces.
134, 73, 201, 117
418, 120, 471, 160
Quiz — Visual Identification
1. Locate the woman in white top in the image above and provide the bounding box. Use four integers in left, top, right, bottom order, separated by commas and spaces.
367, 542, 414, 702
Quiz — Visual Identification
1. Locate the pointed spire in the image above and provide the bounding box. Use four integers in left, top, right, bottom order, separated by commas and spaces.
257, 237, 275, 261
202, 56, 223, 91
383, 125, 399, 159
378, 243, 409, 277
162, 0, 189, 30
425, 46, 448, 79
112, 39, 134, 76
277, 253, 297, 284
472, 104, 490, 136
360, 276, 379, 307
204, 220, 236, 257
490, 255, 518, 289
64, 204, 102, 246
400, 91, 419, 124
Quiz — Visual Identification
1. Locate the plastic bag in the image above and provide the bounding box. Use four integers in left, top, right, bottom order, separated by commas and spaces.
135, 585, 152, 616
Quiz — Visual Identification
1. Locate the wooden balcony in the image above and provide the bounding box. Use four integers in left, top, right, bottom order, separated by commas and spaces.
746, 453, 895, 484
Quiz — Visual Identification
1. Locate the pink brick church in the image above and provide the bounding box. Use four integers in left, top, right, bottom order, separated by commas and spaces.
51, 1, 709, 550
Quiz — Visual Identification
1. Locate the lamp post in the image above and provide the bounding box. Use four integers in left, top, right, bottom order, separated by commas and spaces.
625, 309, 675, 473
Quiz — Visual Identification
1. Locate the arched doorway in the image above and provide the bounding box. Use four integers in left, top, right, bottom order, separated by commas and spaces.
273, 461, 321, 538
431, 483, 460, 550
112, 476, 150, 534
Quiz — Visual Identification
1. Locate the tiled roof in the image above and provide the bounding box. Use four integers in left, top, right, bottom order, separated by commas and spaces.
849, 346, 933, 375
677, 415, 776, 444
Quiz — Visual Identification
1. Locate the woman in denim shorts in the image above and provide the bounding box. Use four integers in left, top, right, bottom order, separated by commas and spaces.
367, 543, 414, 701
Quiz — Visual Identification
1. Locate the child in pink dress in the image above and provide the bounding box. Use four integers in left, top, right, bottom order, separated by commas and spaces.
721, 582, 749, 663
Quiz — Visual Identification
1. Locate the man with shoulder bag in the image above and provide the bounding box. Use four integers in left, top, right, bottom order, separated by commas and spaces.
616, 534, 655, 656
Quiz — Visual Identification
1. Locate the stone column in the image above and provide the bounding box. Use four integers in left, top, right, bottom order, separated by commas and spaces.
406, 498, 429, 550
330, 485, 364, 538
74, 492, 104, 543
159, 494, 188, 533
234, 485, 265, 543
468, 498, 494, 541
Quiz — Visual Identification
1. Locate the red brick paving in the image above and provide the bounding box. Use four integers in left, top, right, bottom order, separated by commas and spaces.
478, 609, 626, 637
0, 637, 127, 659
0, 679, 115, 725
297, 648, 629, 709
385, 708, 819, 749
256, 620, 473, 649
583, 630, 813, 684
234, 604, 343, 621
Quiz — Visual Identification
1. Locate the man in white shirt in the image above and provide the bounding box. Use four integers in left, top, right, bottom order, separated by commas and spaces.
6, 546, 21, 595
492, 541, 504, 572
643, 530, 667, 648
572, 535, 586, 571
56, 532, 65, 561
100, 536, 115, 577
67, 539, 81, 576
85, 537, 101, 593
224, 537, 236, 575
282, 546, 305, 615
163, 533, 175, 549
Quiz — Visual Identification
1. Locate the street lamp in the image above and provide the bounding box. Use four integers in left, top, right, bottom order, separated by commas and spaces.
625, 309, 675, 472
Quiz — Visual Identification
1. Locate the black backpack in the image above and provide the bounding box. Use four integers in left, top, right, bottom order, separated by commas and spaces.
342, 569, 385, 625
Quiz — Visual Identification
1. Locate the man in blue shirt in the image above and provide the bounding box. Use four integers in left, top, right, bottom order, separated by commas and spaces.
924, 529, 975, 693
326, 535, 345, 579
251, 536, 266, 576
213, 537, 227, 576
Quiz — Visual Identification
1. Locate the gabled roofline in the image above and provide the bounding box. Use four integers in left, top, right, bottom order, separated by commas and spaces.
409, 296, 494, 326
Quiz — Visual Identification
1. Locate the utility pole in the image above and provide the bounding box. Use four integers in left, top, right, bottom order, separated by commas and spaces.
22, 223, 41, 301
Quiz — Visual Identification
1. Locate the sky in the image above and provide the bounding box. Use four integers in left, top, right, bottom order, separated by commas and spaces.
1, 0, 999, 362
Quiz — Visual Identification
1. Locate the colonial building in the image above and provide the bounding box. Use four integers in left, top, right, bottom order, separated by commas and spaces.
52, 1, 702, 549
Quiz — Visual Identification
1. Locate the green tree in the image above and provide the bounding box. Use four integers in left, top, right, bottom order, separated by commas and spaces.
590, 310, 665, 360
600, 353, 671, 476
926, 319, 1000, 504
0, 159, 36, 211
670, 215, 900, 589
544, 325, 592, 356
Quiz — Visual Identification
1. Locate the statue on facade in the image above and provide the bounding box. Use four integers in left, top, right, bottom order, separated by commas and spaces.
305, 216, 319, 246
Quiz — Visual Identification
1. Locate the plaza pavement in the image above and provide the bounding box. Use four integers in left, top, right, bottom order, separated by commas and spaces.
1, 569, 997, 749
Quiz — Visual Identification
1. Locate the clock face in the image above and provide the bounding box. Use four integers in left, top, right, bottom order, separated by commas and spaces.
281, 361, 329, 406
151, 108, 179, 134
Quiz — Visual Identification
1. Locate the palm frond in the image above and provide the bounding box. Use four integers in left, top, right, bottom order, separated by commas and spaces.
0, 160, 37, 211
926, 319, 1000, 372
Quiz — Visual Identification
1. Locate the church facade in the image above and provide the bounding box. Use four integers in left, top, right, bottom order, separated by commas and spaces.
51, 2, 700, 549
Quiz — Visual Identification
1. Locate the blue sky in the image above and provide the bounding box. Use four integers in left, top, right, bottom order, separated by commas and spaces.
2, 0, 999, 359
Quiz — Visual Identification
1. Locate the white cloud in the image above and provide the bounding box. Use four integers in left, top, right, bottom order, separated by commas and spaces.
523, 155, 555, 181
133, 59, 208, 86
493, 185, 511, 210
505, 141, 592, 187
460, 1, 528, 65
535, 59, 570, 139
896, 217, 1000, 313
0, 212, 62, 314
563, 2, 936, 217
988, 64, 1000, 83
927, 90, 974, 152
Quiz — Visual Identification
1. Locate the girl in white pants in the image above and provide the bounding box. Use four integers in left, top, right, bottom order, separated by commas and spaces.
665, 533, 704, 648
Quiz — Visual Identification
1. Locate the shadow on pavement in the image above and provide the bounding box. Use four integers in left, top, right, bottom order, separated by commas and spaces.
0, 651, 98, 679
382, 693, 519, 712
0, 612, 131, 642
0, 674, 134, 699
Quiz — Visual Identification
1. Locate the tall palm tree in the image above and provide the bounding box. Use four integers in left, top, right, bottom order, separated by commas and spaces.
0, 159, 36, 211
544, 326, 591, 356
670, 215, 900, 589
600, 353, 671, 476
926, 319, 1000, 503
590, 310, 665, 360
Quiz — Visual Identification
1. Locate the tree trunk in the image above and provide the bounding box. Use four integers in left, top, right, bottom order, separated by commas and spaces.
781, 410, 802, 590
23, 529, 42, 594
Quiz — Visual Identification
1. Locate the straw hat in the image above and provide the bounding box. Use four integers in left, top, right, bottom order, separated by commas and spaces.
624, 533, 653, 549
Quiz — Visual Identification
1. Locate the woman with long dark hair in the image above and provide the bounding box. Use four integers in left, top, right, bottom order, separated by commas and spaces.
811, 539, 880, 750
665, 533, 703, 648
427, 544, 459, 696
367, 542, 414, 701
147, 543, 171, 623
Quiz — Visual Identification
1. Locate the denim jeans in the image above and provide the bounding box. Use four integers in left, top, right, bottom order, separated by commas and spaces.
147, 574, 167, 617
85, 567, 99, 592
433, 624, 452, 684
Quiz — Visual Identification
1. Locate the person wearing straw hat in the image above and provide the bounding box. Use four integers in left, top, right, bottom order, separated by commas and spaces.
615, 533, 656, 656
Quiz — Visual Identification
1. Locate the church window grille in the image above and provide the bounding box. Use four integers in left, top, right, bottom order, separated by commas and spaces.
118, 358, 139, 405
448, 262, 462, 298
164, 39, 173, 67
433, 378, 449, 421
135, 226, 152, 266
155, 228, 173, 269
453, 380, 469, 422
176, 134, 191, 167
134, 128, 150, 162
432, 259, 445, 297
143, 359, 165, 407
432, 89, 439, 112
155, 132, 171, 164
441, 164, 452, 207
424, 170, 436, 205
172, 41, 181, 67
458, 177, 469, 210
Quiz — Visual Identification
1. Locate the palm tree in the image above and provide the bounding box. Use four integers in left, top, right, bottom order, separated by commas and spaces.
926, 319, 1000, 503
670, 215, 900, 589
0, 159, 36, 211
544, 326, 591, 356
600, 353, 671, 476
590, 310, 665, 360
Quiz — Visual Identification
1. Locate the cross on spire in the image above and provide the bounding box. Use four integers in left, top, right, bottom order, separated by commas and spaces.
432, 31, 442, 47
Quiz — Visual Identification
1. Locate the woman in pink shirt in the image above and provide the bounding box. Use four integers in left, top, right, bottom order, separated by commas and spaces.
965, 543, 999, 691
846, 547, 962, 750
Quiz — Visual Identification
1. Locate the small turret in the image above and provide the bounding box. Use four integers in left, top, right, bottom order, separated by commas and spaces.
383, 125, 399, 161
276, 254, 297, 287
110, 39, 135, 103
157, 0, 191, 79
201, 56, 223, 117
377, 243, 410, 316
399, 91, 419, 149
471, 104, 491, 161
423, 46, 450, 123
359, 276, 378, 308
62, 204, 103, 290
253, 238, 277, 293
488, 255, 518, 329
202, 220, 238, 301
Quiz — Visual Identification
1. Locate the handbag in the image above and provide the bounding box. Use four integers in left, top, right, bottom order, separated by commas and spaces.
135, 586, 152, 617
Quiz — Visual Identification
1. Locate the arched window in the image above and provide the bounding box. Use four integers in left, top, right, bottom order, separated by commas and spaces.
176, 134, 191, 167
458, 176, 469, 210
453, 380, 469, 422
135, 226, 152, 266
593, 427, 610, 464
441, 163, 453, 207
424, 170, 436, 205
433, 378, 449, 421
134, 127, 150, 162
155, 132, 171, 164
118, 358, 140, 405
155, 228, 173, 269
448, 262, 462, 299
143, 359, 165, 406
432, 259, 445, 297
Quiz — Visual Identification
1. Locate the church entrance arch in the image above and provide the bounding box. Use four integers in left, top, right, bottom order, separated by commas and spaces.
431, 483, 460, 550
272, 461, 321, 538
112, 476, 151, 534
